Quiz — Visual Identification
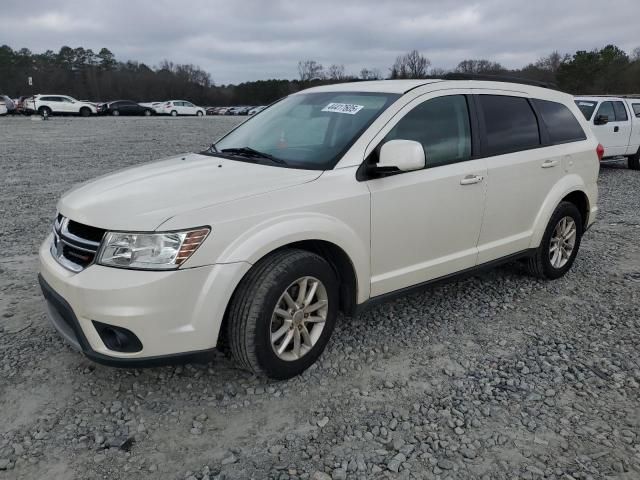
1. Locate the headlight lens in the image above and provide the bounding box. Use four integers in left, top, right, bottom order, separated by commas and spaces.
98, 228, 210, 270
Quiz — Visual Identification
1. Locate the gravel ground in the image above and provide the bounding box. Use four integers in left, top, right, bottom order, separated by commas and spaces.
1, 116, 639, 480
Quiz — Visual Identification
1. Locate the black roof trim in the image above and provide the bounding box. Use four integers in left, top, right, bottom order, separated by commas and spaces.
440, 73, 560, 90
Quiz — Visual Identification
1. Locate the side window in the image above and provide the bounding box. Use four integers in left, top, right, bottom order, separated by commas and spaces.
478, 95, 540, 155
575, 100, 597, 120
595, 102, 615, 122
184, 102, 194, 107
533, 99, 587, 144
40, 97, 56, 102
633, 104, 640, 117
613, 101, 628, 121
384, 95, 471, 168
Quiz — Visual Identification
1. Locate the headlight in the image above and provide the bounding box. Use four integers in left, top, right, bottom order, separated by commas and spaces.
97, 228, 210, 270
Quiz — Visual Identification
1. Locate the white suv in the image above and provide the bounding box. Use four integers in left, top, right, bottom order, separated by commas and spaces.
24, 95, 97, 117
154, 100, 205, 116
39, 80, 599, 379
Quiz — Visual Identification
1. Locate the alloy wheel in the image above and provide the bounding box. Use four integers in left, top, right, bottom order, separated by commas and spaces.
549, 216, 577, 269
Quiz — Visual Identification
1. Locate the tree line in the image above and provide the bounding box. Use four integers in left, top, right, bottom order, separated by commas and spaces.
1, 44, 639, 106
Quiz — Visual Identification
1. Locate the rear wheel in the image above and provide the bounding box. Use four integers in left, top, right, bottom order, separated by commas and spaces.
144, 109, 152, 116
526, 201, 583, 279
226, 249, 338, 379
628, 149, 640, 170
196, 110, 203, 117
111, 109, 120, 116
80, 107, 91, 117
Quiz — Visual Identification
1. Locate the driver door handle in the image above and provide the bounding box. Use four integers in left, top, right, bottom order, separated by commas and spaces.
460, 174, 484, 185
542, 159, 559, 168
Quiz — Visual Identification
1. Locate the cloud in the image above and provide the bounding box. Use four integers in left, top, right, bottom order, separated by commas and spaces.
1, 0, 639, 84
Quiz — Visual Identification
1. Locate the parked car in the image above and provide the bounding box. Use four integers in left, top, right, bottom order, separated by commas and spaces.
98, 100, 154, 116
39, 79, 599, 379
205, 106, 219, 115
574, 96, 640, 169
248, 106, 267, 115
1, 95, 17, 114
216, 107, 231, 115
23, 94, 97, 116
14, 95, 31, 113
227, 106, 249, 115
139, 102, 162, 110
154, 100, 205, 116
0, 103, 7, 116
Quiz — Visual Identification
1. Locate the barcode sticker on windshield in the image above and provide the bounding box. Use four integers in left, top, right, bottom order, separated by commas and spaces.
578, 102, 594, 106
322, 103, 364, 115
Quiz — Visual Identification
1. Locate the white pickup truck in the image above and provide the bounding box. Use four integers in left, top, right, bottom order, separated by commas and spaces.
574, 96, 640, 170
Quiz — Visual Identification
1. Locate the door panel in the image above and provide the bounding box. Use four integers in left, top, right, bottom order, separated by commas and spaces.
365, 91, 486, 297
368, 160, 487, 296
593, 101, 629, 157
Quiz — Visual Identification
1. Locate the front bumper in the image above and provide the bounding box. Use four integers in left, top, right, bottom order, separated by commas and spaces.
38, 235, 251, 366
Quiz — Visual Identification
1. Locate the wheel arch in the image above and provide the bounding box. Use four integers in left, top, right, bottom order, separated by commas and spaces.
529, 176, 591, 249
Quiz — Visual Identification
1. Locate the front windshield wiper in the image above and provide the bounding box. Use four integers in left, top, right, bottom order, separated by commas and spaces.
220, 147, 287, 165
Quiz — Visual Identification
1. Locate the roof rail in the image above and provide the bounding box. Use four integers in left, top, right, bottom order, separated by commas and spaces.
575, 94, 640, 99
440, 73, 560, 90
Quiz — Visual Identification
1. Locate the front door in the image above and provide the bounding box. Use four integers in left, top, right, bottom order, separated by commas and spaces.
367, 93, 487, 297
593, 101, 630, 157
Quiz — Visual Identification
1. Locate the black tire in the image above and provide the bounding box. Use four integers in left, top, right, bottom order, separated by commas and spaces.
526, 201, 583, 280
38, 106, 51, 117
170, 110, 178, 117
111, 109, 120, 116
628, 150, 640, 170
80, 107, 91, 117
226, 249, 338, 379
196, 110, 203, 117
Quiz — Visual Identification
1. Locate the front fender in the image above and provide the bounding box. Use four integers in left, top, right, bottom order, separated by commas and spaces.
528, 174, 590, 249
216, 213, 371, 302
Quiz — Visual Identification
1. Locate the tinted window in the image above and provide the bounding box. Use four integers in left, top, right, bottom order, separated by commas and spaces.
575, 100, 597, 120
633, 104, 640, 117
479, 95, 540, 155
533, 99, 586, 144
384, 95, 471, 167
613, 101, 628, 121
595, 102, 615, 122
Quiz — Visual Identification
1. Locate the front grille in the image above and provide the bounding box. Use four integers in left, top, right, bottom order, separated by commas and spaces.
51, 215, 106, 272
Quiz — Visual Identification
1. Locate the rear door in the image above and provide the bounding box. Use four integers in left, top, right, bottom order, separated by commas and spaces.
474, 91, 562, 263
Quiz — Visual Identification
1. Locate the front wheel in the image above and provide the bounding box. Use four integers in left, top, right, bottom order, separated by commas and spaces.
170, 110, 178, 117
80, 107, 91, 117
144, 109, 152, 116
111, 109, 120, 116
628, 150, 640, 170
196, 110, 203, 117
38, 106, 52, 117
526, 201, 583, 279
226, 249, 338, 379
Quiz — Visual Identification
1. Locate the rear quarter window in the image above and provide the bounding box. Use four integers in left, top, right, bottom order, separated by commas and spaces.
533, 99, 587, 144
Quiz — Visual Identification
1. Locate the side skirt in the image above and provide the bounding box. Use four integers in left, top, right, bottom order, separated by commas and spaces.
353, 249, 536, 316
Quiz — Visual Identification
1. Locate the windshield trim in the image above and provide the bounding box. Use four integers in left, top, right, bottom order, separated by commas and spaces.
211, 91, 401, 171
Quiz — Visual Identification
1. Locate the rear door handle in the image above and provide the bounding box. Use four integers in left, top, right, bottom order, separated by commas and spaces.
542, 159, 559, 168
460, 174, 484, 185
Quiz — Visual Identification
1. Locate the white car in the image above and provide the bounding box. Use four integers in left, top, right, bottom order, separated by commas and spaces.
23, 95, 97, 117
574, 96, 640, 169
0, 103, 7, 116
39, 79, 599, 379
248, 106, 267, 115
155, 100, 205, 116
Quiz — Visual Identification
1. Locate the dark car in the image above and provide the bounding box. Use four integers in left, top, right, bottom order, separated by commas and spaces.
98, 100, 154, 116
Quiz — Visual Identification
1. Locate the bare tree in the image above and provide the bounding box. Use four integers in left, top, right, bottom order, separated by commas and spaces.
326, 64, 347, 80
428, 67, 448, 77
631, 47, 640, 61
535, 51, 568, 73
297, 60, 324, 81
360, 68, 382, 80
455, 59, 504, 74
390, 50, 430, 79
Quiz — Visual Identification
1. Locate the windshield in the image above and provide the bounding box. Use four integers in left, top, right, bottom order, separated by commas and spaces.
574, 100, 597, 120
213, 91, 400, 169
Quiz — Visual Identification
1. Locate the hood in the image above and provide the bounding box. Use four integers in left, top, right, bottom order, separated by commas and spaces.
58, 153, 322, 231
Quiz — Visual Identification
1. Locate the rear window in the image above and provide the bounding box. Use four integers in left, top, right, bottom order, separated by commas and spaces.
533, 99, 587, 144
575, 100, 597, 120
478, 95, 540, 155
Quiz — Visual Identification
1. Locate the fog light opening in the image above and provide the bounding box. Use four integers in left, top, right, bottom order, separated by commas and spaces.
93, 321, 143, 353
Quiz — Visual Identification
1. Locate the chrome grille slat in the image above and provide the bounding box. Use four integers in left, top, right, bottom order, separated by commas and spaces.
51, 216, 105, 272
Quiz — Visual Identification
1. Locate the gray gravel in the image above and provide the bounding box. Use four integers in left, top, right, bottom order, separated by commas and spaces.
1, 116, 639, 480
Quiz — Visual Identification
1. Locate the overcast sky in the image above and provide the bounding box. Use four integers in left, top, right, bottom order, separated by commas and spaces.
2, 0, 639, 84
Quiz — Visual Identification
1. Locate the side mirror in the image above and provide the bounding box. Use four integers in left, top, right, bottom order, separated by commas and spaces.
377, 140, 425, 172
594, 114, 609, 125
